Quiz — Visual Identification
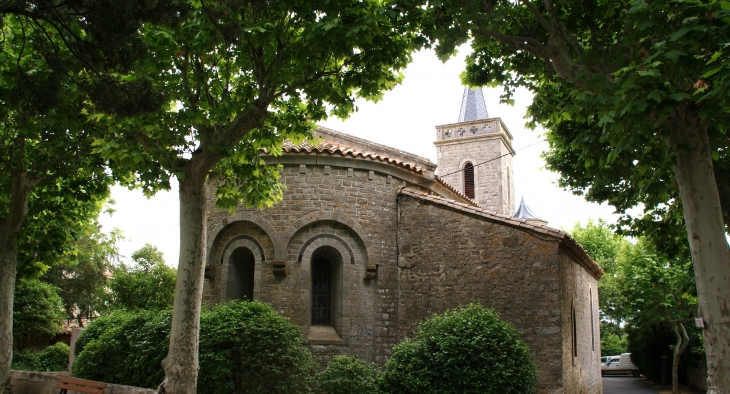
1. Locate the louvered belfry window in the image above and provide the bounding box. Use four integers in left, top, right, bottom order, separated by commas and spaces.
464, 162, 475, 199
312, 258, 332, 325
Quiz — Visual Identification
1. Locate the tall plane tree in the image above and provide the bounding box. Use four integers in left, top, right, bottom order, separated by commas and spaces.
414, 0, 730, 391
0, 1, 181, 387
92, 1, 417, 392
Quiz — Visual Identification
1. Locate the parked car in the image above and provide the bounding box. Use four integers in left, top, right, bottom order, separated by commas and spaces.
601, 355, 618, 365
601, 353, 640, 377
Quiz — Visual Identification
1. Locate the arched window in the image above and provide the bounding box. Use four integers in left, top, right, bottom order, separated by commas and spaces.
227, 248, 255, 301
312, 258, 332, 325
464, 162, 475, 199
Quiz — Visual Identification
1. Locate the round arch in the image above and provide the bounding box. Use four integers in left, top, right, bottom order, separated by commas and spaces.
220, 237, 264, 302
206, 212, 278, 264
277, 211, 372, 262
300, 238, 353, 344
457, 158, 478, 199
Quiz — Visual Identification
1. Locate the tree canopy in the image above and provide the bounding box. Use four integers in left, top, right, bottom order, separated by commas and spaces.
42, 202, 121, 324
90, 1, 420, 392
414, 0, 730, 389
0, 1, 184, 386
570, 219, 700, 390
110, 244, 176, 311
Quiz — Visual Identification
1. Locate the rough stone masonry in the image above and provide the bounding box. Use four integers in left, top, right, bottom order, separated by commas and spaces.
202, 88, 603, 393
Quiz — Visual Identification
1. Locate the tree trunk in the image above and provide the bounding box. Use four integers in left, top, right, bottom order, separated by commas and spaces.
159, 163, 209, 394
672, 322, 690, 394
0, 233, 19, 390
0, 169, 33, 389
668, 111, 730, 394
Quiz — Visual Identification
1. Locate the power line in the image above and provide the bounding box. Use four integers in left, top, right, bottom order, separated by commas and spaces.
403, 138, 548, 190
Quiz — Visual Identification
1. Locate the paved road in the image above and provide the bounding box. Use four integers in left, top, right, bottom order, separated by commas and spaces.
603, 376, 662, 394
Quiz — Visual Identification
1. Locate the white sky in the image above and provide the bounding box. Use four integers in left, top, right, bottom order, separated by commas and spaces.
98, 47, 620, 266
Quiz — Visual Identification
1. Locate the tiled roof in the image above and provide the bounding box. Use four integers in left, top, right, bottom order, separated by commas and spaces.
399, 188, 604, 280
434, 176, 483, 208
279, 139, 428, 175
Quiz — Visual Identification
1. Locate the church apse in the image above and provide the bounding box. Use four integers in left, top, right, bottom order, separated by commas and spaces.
200, 98, 602, 391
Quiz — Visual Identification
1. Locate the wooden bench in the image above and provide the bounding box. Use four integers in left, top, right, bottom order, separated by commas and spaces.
55, 377, 106, 394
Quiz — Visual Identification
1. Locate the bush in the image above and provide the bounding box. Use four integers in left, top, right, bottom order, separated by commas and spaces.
38, 342, 70, 372
73, 311, 171, 389
317, 356, 383, 394
13, 279, 66, 350
74, 310, 133, 356
197, 301, 316, 394
74, 301, 316, 393
11, 349, 41, 371
382, 303, 537, 394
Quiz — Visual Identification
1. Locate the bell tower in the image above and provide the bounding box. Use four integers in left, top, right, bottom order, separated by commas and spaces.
434, 87, 516, 215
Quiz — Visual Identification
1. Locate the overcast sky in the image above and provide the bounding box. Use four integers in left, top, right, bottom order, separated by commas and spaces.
98, 46, 620, 267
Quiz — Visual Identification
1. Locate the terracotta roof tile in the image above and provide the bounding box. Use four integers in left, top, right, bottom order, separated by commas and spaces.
434, 176, 483, 208
398, 188, 603, 280
277, 139, 428, 175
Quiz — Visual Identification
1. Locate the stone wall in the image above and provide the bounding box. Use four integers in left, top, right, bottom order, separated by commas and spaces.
559, 250, 602, 394
395, 194, 565, 392
201, 144, 601, 391
7, 371, 156, 394
204, 160, 408, 364
434, 118, 515, 215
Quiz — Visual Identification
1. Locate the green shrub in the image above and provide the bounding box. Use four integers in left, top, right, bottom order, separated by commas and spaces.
38, 342, 70, 371
317, 355, 383, 394
74, 301, 316, 393
197, 301, 316, 394
74, 310, 133, 356
11, 349, 41, 371
13, 279, 66, 350
382, 303, 537, 394
73, 311, 170, 389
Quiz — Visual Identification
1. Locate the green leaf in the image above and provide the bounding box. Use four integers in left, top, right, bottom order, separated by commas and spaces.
701, 66, 723, 78
668, 93, 691, 101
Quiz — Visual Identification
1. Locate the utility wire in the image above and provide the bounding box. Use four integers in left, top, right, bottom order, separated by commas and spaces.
401, 138, 548, 191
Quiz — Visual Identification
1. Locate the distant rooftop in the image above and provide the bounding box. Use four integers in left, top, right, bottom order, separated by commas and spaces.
458, 87, 489, 122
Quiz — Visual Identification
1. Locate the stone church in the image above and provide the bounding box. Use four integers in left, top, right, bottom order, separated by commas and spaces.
203, 88, 603, 393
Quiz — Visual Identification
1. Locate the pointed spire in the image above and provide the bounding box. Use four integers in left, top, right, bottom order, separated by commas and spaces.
458, 87, 489, 122
513, 196, 547, 225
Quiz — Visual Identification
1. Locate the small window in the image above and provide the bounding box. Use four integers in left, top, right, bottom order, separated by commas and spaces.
590, 287, 595, 352
507, 169, 511, 205
464, 162, 475, 199
312, 258, 332, 325
572, 300, 578, 360
228, 248, 255, 301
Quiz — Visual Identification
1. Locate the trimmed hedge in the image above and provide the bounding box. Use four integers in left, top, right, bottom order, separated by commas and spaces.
74, 310, 133, 356
317, 355, 383, 394
74, 301, 316, 393
73, 310, 170, 388
381, 303, 537, 394
38, 342, 70, 372
12, 342, 69, 372
10, 349, 40, 371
